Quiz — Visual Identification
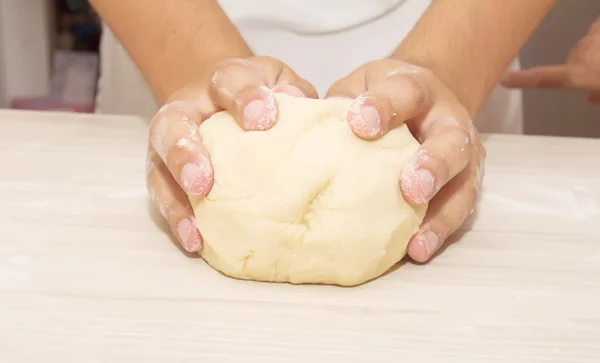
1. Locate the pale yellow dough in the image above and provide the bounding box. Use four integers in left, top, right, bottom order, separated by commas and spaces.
191, 94, 427, 286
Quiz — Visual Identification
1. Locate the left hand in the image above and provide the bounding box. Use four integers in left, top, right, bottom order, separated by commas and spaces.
327, 59, 486, 263
146, 56, 317, 253
501, 16, 600, 105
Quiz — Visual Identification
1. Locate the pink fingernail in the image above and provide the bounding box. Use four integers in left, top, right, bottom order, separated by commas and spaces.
177, 218, 203, 252
349, 104, 382, 137
401, 167, 435, 204
272, 84, 305, 97
413, 230, 439, 258
180, 157, 213, 197
243, 98, 277, 131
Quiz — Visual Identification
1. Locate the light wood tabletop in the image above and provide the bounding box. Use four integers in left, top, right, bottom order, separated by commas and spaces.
1, 109, 599, 362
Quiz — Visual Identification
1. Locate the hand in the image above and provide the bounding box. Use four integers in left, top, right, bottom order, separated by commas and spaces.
146, 56, 317, 252
327, 59, 486, 263
502, 16, 600, 105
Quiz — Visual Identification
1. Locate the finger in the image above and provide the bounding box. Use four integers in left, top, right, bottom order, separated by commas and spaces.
265, 59, 319, 99
588, 91, 600, 106
149, 101, 214, 198
210, 58, 279, 131
501, 65, 572, 89
589, 17, 600, 34
400, 123, 473, 205
147, 151, 203, 252
407, 166, 478, 263
325, 67, 368, 100
345, 74, 432, 139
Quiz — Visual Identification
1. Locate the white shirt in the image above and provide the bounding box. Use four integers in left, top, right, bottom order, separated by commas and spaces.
218, 0, 406, 34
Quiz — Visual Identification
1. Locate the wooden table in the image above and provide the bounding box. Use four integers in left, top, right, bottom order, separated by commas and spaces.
1, 109, 599, 362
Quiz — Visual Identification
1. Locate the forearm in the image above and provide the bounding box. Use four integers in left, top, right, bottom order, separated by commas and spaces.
90, 0, 252, 103
392, 0, 557, 116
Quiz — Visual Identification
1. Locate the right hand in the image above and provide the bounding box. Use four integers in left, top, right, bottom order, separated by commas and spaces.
146, 56, 318, 252
502, 15, 600, 105
326, 59, 486, 263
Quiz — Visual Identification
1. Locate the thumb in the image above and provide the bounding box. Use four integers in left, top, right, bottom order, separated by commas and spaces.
501, 65, 572, 89
345, 73, 432, 140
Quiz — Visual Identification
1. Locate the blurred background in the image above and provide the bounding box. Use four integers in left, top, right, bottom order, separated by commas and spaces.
0, 0, 598, 137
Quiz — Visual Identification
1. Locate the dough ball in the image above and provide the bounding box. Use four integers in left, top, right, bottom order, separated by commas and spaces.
190, 94, 427, 286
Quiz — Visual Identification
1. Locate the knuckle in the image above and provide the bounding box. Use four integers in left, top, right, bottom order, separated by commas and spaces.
248, 56, 286, 84
146, 151, 158, 179
458, 204, 474, 228
154, 100, 196, 125
215, 57, 252, 70
182, 203, 193, 213
446, 123, 473, 152
421, 149, 451, 187
469, 179, 479, 202
454, 183, 479, 227
168, 130, 201, 161
578, 36, 593, 50
255, 54, 285, 67
164, 142, 186, 170
149, 102, 200, 161
479, 142, 487, 159
146, 173, 178, 220
472, 163, 485, 199
145, 164, 161, 205
437, 153, 453, 185
364, 59, 384, 70
211, 58, 254, 87
149, 105, 167, 132
249, 55, 279, 65
148, 111, 170, 160
164, 138, 198, 172
403, 77, 428, 109
432, 222, 451, 243
590, 18, 600, 33
415, 66, 434, 79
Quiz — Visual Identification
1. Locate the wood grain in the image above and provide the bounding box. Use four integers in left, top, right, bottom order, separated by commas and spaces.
0, 110, 599, 362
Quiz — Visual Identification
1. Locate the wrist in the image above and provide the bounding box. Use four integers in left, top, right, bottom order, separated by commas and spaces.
92, 0, 253, 105
390, 48, 488, 118
154, 2, 253, 103
389, 0, 556, 118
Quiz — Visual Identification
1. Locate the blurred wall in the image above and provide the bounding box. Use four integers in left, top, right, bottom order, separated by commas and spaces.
0, 0, 52, 108
520, 0, 600, 138
0, 7, 5, 107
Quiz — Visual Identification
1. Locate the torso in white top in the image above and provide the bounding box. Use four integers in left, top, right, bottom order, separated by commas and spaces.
218, 0, 406, 34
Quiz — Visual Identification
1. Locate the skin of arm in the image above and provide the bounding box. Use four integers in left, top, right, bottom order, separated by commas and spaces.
89, 0, 252, 104
392, 0, 558, 117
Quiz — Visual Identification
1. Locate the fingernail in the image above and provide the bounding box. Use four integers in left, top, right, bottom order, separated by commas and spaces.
272, 84, 305, 97
401, 167, 435, 204
180, 157, 213, 197
243, 98, 277, 131
177, 218, 203, 252
349, 104, 382, 137
413, 230, 439, 258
